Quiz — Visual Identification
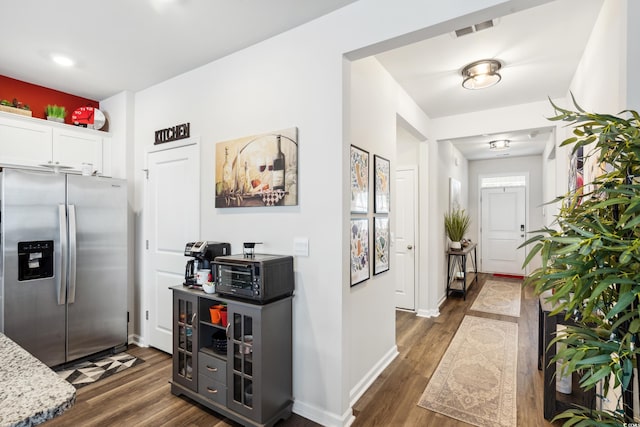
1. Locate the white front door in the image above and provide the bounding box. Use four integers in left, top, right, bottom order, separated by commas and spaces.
144, 142, 199, 353
481, 186, 526, 275
395, 167, 417, 310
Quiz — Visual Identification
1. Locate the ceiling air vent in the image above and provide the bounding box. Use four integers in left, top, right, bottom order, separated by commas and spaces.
454, 19, 495, 37
455, 26, 474, 37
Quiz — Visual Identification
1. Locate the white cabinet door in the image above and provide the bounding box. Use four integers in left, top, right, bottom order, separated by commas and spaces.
52, 128, 103, 174
0, 115, 53, 167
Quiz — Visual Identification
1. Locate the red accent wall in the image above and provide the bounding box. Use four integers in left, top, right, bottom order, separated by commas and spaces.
0, 75, 99, 124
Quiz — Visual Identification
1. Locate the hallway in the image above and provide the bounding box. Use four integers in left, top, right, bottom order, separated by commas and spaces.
352, 274, 555, 426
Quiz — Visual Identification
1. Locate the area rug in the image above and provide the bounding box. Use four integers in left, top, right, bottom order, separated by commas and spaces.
417, 315, 518, 427
56, 352, 144, 389
470, 279, 521, 317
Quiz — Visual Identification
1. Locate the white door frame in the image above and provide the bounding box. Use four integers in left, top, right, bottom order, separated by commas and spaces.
142, 137, 200, 348
477, 172, 529, 275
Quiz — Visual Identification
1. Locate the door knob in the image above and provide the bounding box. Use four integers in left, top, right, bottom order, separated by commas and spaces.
407, 245, 413, 250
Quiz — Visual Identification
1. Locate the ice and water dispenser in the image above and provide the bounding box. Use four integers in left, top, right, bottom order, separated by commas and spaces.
18, 240, 54, 281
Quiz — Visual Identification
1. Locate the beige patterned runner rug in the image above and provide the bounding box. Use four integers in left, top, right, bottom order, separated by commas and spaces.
417, 315, 518, 427
470, 279, 521, 317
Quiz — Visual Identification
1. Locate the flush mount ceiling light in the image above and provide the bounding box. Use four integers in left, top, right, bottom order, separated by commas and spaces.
489, 139, 510, 150
461, 59, 502, 90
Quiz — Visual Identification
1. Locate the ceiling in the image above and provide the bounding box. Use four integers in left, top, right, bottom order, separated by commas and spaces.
1, 0, 604, 161
375, 0, 604, 160
0, 0, 358, 101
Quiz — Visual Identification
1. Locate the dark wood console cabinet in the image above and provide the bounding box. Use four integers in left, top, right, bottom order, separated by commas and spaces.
538, 290, 595, 420
171, 286, 293, 427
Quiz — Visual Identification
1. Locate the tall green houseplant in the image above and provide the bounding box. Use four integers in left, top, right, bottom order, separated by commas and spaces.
523, 96, 640, 425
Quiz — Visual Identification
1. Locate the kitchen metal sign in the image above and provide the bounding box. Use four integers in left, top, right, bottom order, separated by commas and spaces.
154, 122, 190, 145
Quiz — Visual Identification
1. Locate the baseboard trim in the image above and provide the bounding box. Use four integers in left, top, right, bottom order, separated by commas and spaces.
293, 400, 355, 427
128, 334, 145, 348
416, 307, 440, 318
349, 345, 399, 407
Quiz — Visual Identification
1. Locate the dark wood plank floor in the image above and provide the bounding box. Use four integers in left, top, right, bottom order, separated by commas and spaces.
351, 273, 555, 426
45, 274, 554, 426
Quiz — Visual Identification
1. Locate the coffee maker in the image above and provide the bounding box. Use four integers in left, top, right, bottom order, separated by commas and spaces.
184, 241, 231, 287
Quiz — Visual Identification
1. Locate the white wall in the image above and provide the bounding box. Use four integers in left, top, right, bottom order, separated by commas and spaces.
628, 0, 640, 110
546, 0, 633, 233
568, 0, 627, 113
347, 55, 434, 404
541, 131, 559, 228
346, 56, 399, 405
397, 124, 420, 166
127, 1, 555, 425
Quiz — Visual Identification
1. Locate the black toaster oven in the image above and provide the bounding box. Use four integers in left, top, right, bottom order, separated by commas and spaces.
213, 254, 294, 303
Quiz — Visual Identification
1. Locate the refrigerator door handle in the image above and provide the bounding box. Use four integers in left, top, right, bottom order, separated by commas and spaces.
68, 204, 78, 304
58, 204, 68, 305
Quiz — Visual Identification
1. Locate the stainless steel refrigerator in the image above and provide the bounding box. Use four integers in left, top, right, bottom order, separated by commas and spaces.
0, 168, 128, 367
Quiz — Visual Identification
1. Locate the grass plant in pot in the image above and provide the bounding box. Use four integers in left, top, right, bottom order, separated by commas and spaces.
444, 208, 470, 250
45, 104, 66, 123
523, 96, 640, 425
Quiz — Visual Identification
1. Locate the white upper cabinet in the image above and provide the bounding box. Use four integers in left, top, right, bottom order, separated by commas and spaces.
0, 111, 111, 175
52, 128, 103, 174
0, 114, 53, 168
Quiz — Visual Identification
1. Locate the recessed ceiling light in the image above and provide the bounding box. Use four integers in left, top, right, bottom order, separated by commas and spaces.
51, 54, 75, 67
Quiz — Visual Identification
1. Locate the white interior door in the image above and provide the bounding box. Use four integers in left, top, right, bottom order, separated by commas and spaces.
481, 186, 526, 275
145, 142, 199, 353
395, 167, 417, 310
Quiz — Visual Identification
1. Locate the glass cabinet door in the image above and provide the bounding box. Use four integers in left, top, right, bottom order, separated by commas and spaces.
228, 307, 257, 417
173, 292, 197, 391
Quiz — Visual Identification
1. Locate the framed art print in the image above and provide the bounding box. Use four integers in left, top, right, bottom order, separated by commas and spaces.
374, 155, 390, 213
350, 217, 369, 286
214, 127, 298, 208
374, 216, 390, 275
449, 177, 461, 213
350, 145, 369, 213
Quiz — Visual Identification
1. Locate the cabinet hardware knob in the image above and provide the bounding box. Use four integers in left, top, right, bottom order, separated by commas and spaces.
207, 388, 218, 394
206, 366, 218, 372
407, 245, 413, 250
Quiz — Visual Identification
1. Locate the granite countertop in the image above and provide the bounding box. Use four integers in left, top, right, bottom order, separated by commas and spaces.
0, 333, 76, 427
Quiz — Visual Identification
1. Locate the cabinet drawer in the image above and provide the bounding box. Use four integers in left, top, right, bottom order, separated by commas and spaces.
198, 374, 227, 406
198, 352, 226, 383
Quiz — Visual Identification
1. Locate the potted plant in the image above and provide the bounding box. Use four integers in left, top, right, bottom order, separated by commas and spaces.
45, 104, 66, 122
523, 96, 640, 425
0, 98, 32, 117
444, 208, 470, 250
